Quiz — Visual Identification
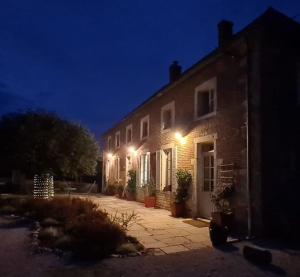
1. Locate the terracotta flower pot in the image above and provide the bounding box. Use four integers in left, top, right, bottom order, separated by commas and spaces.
171, 202, 185, 217
144, 196, 156, 208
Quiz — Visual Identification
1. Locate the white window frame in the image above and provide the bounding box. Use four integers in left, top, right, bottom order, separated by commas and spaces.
139, 152, 150, 186
115, 131, 120, 149
107, 136, 112, 151
161, 101, 175, 132
140, 115, 150, 140
114, 156, 120, 182
126, 124, 133, 144
194, 77, 217, 121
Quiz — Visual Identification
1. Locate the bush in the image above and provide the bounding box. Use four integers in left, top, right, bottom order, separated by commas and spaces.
175, 169, 192, 204
126, 170, 136, 193
0, 196, 127, 259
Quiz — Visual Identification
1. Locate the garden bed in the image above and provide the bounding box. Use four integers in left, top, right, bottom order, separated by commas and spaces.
0, 196, 143, 260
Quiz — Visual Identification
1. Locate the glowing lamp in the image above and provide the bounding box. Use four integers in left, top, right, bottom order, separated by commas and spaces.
175, 131, 186, 145
107, 153, 113, 159
175, 132, 183, 140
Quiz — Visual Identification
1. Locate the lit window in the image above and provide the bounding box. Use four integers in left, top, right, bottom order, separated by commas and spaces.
161, 101, 175, 131
140, 115, 149, 140
126, 124, 132, 144
194, 77, 217, 120
161, 148, 172, 190
115, 131, 120, 148
140, 153, 150, 185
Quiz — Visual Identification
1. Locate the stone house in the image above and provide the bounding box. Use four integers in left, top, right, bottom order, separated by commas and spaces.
102, 8, 300, 237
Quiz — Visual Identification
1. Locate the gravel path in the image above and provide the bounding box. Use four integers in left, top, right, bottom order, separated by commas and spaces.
1, 215, 300, 277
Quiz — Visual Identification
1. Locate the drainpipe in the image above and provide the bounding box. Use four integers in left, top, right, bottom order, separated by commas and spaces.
245, 37, 252, 239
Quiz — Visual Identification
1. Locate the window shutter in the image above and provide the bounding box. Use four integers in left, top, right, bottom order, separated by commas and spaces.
156, 151, 161, 190
172, 147, 177, 192
136, 155, 140, 187
147, 152, 150, 184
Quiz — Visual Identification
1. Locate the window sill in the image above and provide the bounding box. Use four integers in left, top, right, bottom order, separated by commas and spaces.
194, 111, 216, 121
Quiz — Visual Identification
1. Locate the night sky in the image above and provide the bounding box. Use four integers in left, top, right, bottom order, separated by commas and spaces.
0, 0, 300, 138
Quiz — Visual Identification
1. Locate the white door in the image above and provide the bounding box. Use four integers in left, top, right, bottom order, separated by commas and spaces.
197, 143, 215, 219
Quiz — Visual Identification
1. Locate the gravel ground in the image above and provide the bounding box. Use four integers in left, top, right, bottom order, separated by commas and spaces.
1, 216, 300, 277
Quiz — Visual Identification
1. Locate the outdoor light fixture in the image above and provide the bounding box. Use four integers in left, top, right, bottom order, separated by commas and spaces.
175, 132, 183, 140
107, 153, 113, 159
128, 146, 137, 156
128, 146, 135, 153
175, 131, 186, 145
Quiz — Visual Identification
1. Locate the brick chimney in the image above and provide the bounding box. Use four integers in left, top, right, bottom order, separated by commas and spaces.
218, 20, 233, 47
169, 61, 182, 83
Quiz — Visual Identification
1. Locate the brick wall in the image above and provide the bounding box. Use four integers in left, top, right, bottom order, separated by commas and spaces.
136, 187, 145, 203
102, 38, 249, 232
155, 191, 173, 211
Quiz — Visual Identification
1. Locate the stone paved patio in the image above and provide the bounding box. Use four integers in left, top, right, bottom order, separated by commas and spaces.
81, 194, 211, 255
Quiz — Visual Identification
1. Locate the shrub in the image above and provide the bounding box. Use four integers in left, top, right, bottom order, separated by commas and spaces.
66, 214, 125, 259
175, 169, 192, 204
0, 196, 127, 259
126, 170, 136, 193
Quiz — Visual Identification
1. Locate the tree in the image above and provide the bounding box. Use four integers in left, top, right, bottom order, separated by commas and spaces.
0, 111, 99, 179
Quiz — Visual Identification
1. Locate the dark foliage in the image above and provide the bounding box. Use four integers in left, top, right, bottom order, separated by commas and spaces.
0, 111, 99, 178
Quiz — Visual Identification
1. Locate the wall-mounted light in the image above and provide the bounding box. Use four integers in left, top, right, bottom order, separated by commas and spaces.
107, 152, 113, 159
128, 146, 137, 156
175, 131, 186, 145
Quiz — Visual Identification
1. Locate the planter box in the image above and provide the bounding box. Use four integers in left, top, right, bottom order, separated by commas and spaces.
144, 196, 156, 208
171, 202, 185, 217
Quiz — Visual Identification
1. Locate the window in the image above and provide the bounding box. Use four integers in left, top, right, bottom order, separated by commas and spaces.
126, 124, 132, 144
114, 156, 120, 181
161, 101, 175, 131
140, 115, 150, 140
202, 144, 215, 192
108, 136, 112, 151
194, 77, 217, 120
161, 148, 172, 190
105, 160, 110, 182
115, 131, 120, 148
140, 153, 150, 185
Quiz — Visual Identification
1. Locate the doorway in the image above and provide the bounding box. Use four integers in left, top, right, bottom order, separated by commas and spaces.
197, 142, 215, 219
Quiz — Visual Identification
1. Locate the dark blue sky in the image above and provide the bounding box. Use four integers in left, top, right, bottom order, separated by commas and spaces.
0, 0, 300, 138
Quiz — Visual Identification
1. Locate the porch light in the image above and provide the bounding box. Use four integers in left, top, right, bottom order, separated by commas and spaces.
128, 146, 137, 156
175, 131, 186, 145
107, 152, 113, 159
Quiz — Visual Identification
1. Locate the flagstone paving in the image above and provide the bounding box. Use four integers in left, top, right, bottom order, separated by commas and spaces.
80, 194, 211, 254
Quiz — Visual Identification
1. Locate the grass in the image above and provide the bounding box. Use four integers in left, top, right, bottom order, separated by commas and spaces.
0, 196, 131, 260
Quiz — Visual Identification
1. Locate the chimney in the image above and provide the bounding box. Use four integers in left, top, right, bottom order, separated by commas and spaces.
169, 61, 182, 83
218, 20, 233, 47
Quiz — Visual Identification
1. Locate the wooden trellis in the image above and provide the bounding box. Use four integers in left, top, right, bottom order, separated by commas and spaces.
217, 163, 235, 186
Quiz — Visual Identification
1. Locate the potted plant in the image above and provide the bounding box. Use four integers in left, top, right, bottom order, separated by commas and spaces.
171, 169, 192, 217
126, 170, 136, 201
144, 181, 156, 208
211, 183, 234, 228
